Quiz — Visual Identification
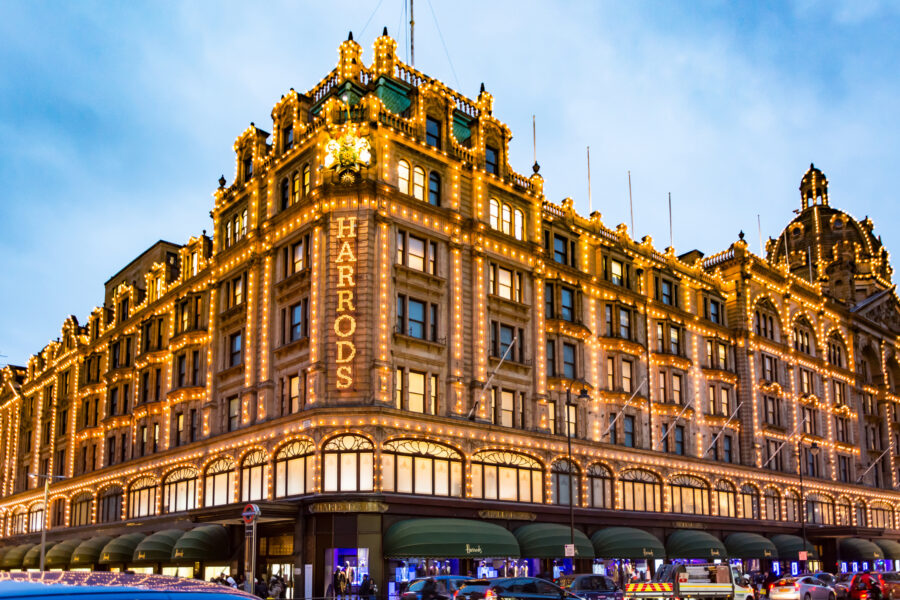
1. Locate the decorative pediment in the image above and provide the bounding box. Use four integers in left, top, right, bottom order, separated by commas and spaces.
853, 287, 900, 334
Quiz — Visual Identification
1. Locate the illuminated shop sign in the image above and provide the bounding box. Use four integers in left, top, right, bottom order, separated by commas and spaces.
334, 216, 358, 389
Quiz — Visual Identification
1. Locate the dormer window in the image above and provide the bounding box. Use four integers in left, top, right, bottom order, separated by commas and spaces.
426, 117, 441, 149
754, 301, 779, 341
242, 155, 253, 181
828, 335, 845, 368
488, 198, 525, 240
793, 320, 814, 355
485, 145, 498, 175
282, 125, 294, 151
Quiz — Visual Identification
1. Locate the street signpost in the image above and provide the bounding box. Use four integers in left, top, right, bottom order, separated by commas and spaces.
243, 504, 261, 594
564, 544, 575, 557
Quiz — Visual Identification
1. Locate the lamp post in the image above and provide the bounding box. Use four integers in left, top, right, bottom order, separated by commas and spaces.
29, 473, 66, 571
797, 441, 818, 574
565, 385, 591, 562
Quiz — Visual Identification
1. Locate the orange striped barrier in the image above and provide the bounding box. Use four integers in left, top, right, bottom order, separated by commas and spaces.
625, 583, 674, 593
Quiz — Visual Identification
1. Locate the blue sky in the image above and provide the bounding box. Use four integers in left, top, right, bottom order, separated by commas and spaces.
1, 0, 899, 366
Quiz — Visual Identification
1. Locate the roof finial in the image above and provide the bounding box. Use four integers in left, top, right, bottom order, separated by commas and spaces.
348, 31, 353, 41
480, 82, 485, 93
218, 175, 226, 188
383, 26, 388, 36
739, 230, 745, 241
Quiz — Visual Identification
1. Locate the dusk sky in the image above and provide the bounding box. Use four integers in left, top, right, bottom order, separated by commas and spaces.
2, 1, 899, 367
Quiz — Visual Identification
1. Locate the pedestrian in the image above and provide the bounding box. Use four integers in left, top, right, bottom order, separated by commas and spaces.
255, 576, 269, 598
360, 574, 375, 600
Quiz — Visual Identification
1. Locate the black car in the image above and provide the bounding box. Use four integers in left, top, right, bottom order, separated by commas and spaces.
401, 576, 474, 600
557, 575, 623, 600
456, 577, 584, 600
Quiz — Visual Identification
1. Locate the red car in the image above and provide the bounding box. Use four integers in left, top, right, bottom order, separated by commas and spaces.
845, 573, 886, 600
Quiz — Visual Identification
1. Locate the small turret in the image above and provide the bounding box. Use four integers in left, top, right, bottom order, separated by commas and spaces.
339, 31, 363, 81
372, 27, 398, 76
800, 163, 829, 210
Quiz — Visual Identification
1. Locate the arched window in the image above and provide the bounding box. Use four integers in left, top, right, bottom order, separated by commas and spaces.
127, 477, 157, 519
713, 481, 736, 517
588, 463, 613, 509
11, 508, 26, 535
275, 441, 315, 498
99, 486, 123, 523
280, 178, 290, 211
764, 487, 781, 520
398, 160, 410, 194
501, 204, 512, 235
806, 493, 835, 525
292, 172, 300, 205
855, 501, 868, 527
412, 167, 426, 201
669, 475, 710, 516
871, 501, 894, 528
204, 457, 235, 507
28, 503, 45, 532
382, 439, 463, 497
428, 172, 441, 206
754, 300, 779, 341
827, 333, 846, 368
323, 435, 374, 493
241, 449, 268, 502
71, 493, 93, 527
740, 484, 760, 519
489, 198, 500, 230
471, 450, 543, 503
784, 490, 800, 522
836, 498, 852, 526
302, 164, 311, 196
619, 469, 662, 512
163, 467, 198, 514
514, 209, 525, 241
552, 460, 580, 506
793, 318, 816, 356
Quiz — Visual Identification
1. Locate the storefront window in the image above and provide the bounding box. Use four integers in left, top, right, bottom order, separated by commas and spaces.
871, 501, 894, 528
552, 460, 580, 505
275, 440, 315, 498
204, 457, 235, 506
669, 475, 710, 515
855, 501, 867, 526
588, 463, 612, 508
28, 503, 45, 532
740, 484, 760, 519
806, 493, 835, 525
713, 480, 736, 517
163, 466, 198, 513
11, 508, 26, 534
763, 487, 781, 520
785, 490, 800, 522
323, 435, 374, 492
71, 492, 93, 526
619, 469, 661, 512
127, 476, 157, 518
381, 439, 463, 496
241, 449, 269, 502
99, 486, 123, 523
836, 499, 852, 525
470, 450, 543, 503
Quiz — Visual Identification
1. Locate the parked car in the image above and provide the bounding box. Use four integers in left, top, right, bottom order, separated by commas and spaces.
557, 574, 623, 600
402, 576, 474, 600
879, 572, 900, 600
843, 572, 887, 600
0, 571, 257, 599
833, 573, 854, 600
768, 576, 835, 600
456, 577, 584, 600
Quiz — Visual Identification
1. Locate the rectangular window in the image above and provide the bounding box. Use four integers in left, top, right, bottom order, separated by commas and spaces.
674, 425, 685, 455
546, 340, 556, 376
189, 409, 198, 442
764, 396, 782, 426
723, 435, 733, 463
610, 259, 624, 286
562, 343, 576, 379
229, 332, 242, 367
761, 354, 776, 382
425, 117, 441, 148
109, 387, 118, 417
231, 275, 243, 307
560, 287, 574, 321
799, 368, 813, 395
191, 350, 200, 385
107, 436, 116, 466
553, 234, 568, 264
719, 387, 730, 415
174, 413, 184, 447
624, 415, 635, 447
618, 307, 631, 339
838, 455, 850, 482
672, 374, 682, 404
606, 357, 615, 389
290, 299, 308, 341
500, 390, 515, 427
408, 371, 426, 413
288, 375, 301, 413
485, 145, 498, 174
622, 360, 633, 393
282, 124, 294, 150
177, 354, 186, 387
228, 396, 240, 432
291, 236, 309, 274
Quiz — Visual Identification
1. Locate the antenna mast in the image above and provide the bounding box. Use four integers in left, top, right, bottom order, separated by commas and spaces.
757, 214, 763, 255
587, 146, 592, 214
409, 0, 415, 67
668, 192, 673, 248
532, 115, 536, 164
628, 171, 635, 236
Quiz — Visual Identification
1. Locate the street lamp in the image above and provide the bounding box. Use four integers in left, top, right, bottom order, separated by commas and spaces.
29, 473, 67, 571
797, 441, 818, 574
565, 385, 591, 560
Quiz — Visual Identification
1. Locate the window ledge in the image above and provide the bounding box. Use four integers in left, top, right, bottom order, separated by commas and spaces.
218, 304, 245, 321
218, 363, 244, 377
393, 332, 446, 351
394, 264, 446, 286
274, 336, 310, 357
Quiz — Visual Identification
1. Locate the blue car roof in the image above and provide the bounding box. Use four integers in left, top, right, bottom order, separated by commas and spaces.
0, 572, 256, 599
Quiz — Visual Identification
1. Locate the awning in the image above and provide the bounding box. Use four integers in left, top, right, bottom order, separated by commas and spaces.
70, 535, 114, 566
44, 539, 81, 569
839, 538, 883, 562
132, 529, 186, 564
724, 533, 779, 560
872, 540, 900, 561
0, 544, 32, 570
591, 527, 666, 559
23, 542, 56, 569
99, 533, 146, 564
770, 534, 819, 561
171, 525, 230, 563
0, 548, 9, 567
513, 524, 594, 559
666, 530, 727, 560
384, 518, 520, 558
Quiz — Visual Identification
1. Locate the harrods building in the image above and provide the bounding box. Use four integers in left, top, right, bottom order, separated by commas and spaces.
2, 30, 900, 595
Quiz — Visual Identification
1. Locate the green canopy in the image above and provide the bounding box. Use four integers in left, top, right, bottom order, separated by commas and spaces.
770, 535, 818, 561
667, 530, 727, 560
70, 535, 114, 566
23, 542, 56, 569
872, 539, 900, 561
839, 538, 883, 562
99, 533, 146, 564
171, 525, 230, 563
513, 524, 594, 559
0, 544, 32, 570
44, 539, 81, 569
724, 533, 779, 560
0, 547, 9, 567
591, 527, 666, 559
384, 518, 520, 558
132, 529, 186, 564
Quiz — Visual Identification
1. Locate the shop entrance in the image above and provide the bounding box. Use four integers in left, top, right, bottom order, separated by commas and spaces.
325, 547, 370, 599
